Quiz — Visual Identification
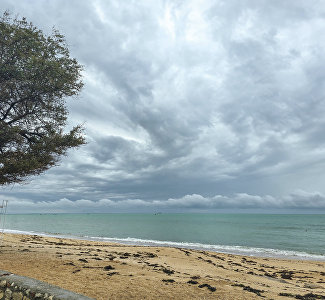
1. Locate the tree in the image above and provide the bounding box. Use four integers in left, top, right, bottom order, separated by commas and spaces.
0, 12, 85, 185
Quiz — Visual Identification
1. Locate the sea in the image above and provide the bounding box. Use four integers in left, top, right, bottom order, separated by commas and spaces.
2, 213, 325, 261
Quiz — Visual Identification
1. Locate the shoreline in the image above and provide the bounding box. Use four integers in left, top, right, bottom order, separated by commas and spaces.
4, 229, 325, 262
0, 233, 325, 299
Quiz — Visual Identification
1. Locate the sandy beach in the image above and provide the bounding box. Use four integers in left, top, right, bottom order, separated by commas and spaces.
0, 233, 324, 299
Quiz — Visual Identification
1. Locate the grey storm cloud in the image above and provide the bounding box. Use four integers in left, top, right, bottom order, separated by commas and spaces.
1, 0, 325, 212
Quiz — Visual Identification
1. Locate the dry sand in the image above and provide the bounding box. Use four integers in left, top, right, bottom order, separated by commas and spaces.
0, 233, 324, 299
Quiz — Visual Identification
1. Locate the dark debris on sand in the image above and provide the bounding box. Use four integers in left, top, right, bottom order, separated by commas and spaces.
107, 272, 119, 277
161, 267, 175, 275
162, 279, 175, 283
187, 280, 198, 285
279, 292, 325, 299
198, 283, 216, 292
233, 284, 264, 297
279, 270, 294, 280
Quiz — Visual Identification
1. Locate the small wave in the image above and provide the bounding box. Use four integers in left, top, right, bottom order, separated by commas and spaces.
3, 229, 77, 240
87, 236, 325, 261
4, 229, 325, 261
4, 229, 39, 235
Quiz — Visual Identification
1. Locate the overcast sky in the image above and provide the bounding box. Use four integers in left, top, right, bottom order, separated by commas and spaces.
1, 0, 325, 213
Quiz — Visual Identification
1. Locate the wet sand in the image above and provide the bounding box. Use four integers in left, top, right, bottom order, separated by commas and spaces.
0, 233, 324, 299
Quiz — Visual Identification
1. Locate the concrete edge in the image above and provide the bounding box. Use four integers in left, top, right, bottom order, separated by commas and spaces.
0, 270, 94, 299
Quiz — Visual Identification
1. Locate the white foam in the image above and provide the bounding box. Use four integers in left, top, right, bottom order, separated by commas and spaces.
87, 236, 325, 261
4, 229, 39, 235
4, 229, 78, 240
4, 229, 325, 261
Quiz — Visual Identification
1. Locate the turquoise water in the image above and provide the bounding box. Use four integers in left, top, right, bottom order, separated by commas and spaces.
4, 213, 325, 260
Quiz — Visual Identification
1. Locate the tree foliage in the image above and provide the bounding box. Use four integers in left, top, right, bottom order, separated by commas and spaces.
0, 12, 85, 185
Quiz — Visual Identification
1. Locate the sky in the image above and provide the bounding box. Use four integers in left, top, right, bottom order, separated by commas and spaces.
1, 0, 325, 213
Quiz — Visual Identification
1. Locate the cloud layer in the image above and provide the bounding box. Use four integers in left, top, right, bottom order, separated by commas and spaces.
1, 0, 325, 212
6, 190, 325, 214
